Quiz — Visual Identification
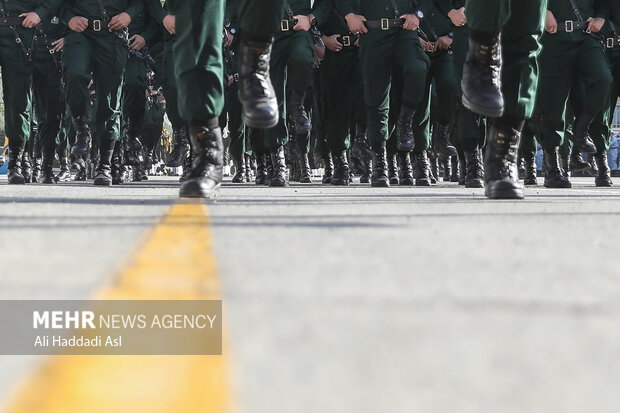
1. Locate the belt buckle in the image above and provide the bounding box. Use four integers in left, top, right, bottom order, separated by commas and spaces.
93, 19, 102, 32
342, 35, 351, 47
565, 20, 573, 33
281, 19, 290, 31
381, 18, 389, 31
608, 37, 615, 48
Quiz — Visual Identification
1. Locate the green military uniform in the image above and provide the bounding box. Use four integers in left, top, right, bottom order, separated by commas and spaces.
340, 0, 429, 147
238, 0, 286, 40
535, 0, 612, 150
261, 0, 331, 150
1, 0, 61, 183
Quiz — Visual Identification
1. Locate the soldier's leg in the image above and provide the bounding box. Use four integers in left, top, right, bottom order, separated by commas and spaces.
123, 57, 149, 167
431, 53, 458, 158
479, 0, 548, 198
163, 39, 190, 170
519, 119, 538, 186
1, 28, 34, 185
262, 35, 290, 187
228, 89, 248, 183
32, 52, 64, 184
287, 31, 314, 136
236, 0, 283, 128
171, 0, 226, 198
410, 77, 432, 186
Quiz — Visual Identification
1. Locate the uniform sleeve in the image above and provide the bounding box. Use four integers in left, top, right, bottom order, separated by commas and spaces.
59, 0, 77, 23
34, 0, 63, 21
435, 0, 454, 16
124, 0, 144, 20
140, 14, 162, 44
335, 0, 356, 17
145, 0, 168, 23
312, 0, 334, 25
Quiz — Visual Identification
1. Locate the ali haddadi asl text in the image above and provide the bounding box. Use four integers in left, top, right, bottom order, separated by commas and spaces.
34, 335, 122, 348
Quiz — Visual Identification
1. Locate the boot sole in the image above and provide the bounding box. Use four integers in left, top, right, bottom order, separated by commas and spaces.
485, 187, 524, 199
179, 183, 221, 199
242, 113, 278, 129
93, 180, 112, 186
462, 94, 504, 118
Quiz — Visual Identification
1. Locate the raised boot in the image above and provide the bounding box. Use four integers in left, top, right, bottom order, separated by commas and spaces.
290, 89, 311, 135
179, 121, 224, 198
594, 151, 613, 187
569, 148, 591, 172
388, 153, 399, 185
322, 153, 333, 184
71, 113, 92, 158
464, 149, 484, 188
299, 153, 312, 183
331, 150, 350, 186
269, 146, 288, 187
523, 153, 538, 186
398, 151, 414, 186
7, 141, 26, 185
462, 30, 504, 117
371, 142, 390, 188
483, 117, 525, 199
238, 38, 278, 128
572, 115, 597, 154
232, 155, 246, 183
543, 147, 572, 188
413, 151, 431, 186
396, 104, 416, 152
166, 125, 190, 167
93, 140, 115, 186
432, 122, 457, 158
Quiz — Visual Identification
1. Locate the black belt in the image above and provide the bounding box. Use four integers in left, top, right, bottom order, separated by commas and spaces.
606, 37, 620, 48
0, 16, 23, 26
364, 18, 403, 30
557, 20, 588, 33
280, 18, 297, 31
338, 34, 359, 47
88, 19, 105, 32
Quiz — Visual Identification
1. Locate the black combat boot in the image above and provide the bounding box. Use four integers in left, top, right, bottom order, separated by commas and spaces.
269, 146, 288, 187
179, 151, 193, 183
244, 154, 253, 182
265, 161, 274, 185
238, 38, 279, 128
594, 151, 613, 187
255, 153, 268, 185
21, 152, 33, 183
572, 115, 597, 154
71, 113, 92, 157
432, 122, 457, 158
332, 151, 350, 186
322, 153, 333, 184
94, 140, 115, 186
388, 153, 399, 185
413, 151, 431, 186
166, 125, 190, 167
543, 147, 572, 188
299, 153, 312, 183
443, 157, 452, 182
451, 156, 460, 182
398, 151, 414, 186
360, 156, 372, 184
523, 153, 538, 186
111, 140, 128, 185
429, 151, 439, 184
396, 104, 416, 152
179, 121, 224, 198
40, 147, 56, 184
125, 119, 144, 167
290, 89, 311, 135
462, 30, 504, 117
32, 157, 42, 183
7, 141, 26, 185
464, 149, 484, 188
458, 158, 466, 185
232, 155, 246, 183
371, 142, 390, 187
569, 148, 590, 172
72, 155, 87, 181
56, 155, 71, 182
559, 152, 570, 177
483, 117, 525, 199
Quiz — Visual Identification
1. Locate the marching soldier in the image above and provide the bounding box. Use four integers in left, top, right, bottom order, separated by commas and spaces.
1, 0, 61, 184
462, 0, 549, 198
62, 0, 144, 186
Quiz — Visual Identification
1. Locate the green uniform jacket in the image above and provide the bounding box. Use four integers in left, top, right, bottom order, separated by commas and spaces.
419, 0, 453, 38
3, 0, 62, 20
60, 0, 143, 24
337, 0, 417, 20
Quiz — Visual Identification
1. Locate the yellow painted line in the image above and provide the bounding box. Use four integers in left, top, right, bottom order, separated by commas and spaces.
4, 201, 234, 413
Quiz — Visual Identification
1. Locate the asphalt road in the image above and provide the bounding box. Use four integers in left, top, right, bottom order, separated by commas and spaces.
1, 175, 620, 412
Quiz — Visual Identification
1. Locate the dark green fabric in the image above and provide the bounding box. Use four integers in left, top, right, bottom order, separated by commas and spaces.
122, 56, 148, 130
169, 0, 224, 123
427, 51, 457, 124
161, 38, 183, 129
60, 0, 143, 23
238, 0, 285, 39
